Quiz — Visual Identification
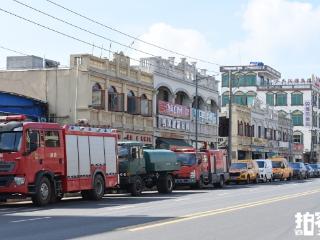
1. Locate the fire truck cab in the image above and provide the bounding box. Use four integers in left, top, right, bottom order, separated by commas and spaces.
0, 115, 118, 206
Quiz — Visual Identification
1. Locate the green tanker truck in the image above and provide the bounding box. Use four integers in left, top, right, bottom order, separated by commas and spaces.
117, 141, 180, 196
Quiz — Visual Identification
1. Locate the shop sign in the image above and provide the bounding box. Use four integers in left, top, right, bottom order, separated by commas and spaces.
158, 100, 190, 119
191, 108, 217, 124
158, 116, 190, 131
304, 101, 311, 127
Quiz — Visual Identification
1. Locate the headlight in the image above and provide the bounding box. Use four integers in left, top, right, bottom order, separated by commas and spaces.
190, 170, 196, 178
14, 176, 25, 186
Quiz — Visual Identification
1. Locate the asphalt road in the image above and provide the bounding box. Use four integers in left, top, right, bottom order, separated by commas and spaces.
1, 178, 320, 240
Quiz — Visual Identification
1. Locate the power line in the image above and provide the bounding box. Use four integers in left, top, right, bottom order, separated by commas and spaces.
0, 45, 28, 56
0, 7, 219, 82
13, 0, 160, 59
45, 0, 221, 67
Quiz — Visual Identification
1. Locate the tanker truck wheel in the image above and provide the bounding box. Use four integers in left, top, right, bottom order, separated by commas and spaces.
32, 177, 52, 206
129, 176, 143, 196
157, 174, 174, 194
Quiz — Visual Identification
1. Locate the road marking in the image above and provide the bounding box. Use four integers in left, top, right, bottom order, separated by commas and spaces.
10, 216, 51, 223
128, 188, 320, 232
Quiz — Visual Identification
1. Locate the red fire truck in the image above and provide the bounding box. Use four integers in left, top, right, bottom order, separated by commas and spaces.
0, 115, 118, 206
173, 147, 229, 188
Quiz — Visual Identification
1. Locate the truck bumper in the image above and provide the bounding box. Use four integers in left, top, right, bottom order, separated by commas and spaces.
175, 178, 196, 185
0, 175, 29, 196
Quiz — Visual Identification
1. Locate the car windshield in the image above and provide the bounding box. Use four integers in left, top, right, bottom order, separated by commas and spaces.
117, 145, 129, 159
310, 164, 320, 169
0, 131, 22, 152
272, 161, 282, 168
230, 162, 247, 170
289, 163, 301, 169
256, 161, 265, 168
176, 153, 196, 166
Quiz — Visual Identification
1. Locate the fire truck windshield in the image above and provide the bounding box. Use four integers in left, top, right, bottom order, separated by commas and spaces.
0, 131, 22, 152
176, 153, 196, 166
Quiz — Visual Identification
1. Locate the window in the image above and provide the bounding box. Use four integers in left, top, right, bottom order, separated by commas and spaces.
44, 131, 60, 147
108, 86, 124, 112
291, 110, 303, 126
222, 93, 229, 107
276, 92, 287, 106
140, 94, 152, 116
127, 91, 137, 114
258, 126, 261, 138
266, 93, 274, 106
92, 83, 105, 109
26, 129, 40, 152
234, 92, 246, 106
222, 74, 229, 87
291, 92, 303, 106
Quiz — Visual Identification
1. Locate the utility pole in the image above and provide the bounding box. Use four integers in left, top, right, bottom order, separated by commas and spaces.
195, 74, 199, 152
228, 70, 232, 165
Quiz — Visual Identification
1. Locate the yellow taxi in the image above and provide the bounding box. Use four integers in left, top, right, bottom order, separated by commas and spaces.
228, 160, 259, 184
270, 157, 293, 181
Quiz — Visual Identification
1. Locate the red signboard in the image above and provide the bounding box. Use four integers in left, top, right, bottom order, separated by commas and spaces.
158, 100, 190, 119
293, 144, 304, 152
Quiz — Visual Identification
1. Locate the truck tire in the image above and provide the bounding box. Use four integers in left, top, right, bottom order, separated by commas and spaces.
214, 176, 224, 188
32, 177, 52, 206
157, 174, 174, 194
192, 177, 204, 189
254, 175, 259, 184
88, 174, 105, 200
81, 190, 90, 200
129, 176, 143, 196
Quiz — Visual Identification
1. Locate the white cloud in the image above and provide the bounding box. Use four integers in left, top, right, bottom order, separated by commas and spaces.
134, 0, 320, 78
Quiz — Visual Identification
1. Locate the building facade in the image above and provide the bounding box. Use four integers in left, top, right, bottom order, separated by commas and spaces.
257, 77, 320, 162
0, 53, 154, 145
219, 101, 292, 162
140, 56, 219, 149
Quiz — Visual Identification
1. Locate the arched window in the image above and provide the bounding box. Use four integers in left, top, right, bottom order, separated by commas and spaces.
127, 91, 136, 114
293, 131, 303, 144
247, 91, 256, 106
92, 83, 104, 109
266, 92, 274, 106
234, 91, 246, 106
291, 110, 303, 126
291, 92, 303, 106
141, 94, 151, 116
278, 110, 287, 117
108, 86, 123, 112
276, 92, 287, 106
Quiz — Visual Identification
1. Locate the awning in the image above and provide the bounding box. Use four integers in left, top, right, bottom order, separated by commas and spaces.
156, 137, 191, 149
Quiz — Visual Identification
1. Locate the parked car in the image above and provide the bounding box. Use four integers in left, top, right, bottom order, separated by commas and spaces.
309, 164, 320, 177
254, 159, 273, 182
289, 162, 307, 179
305, 164, 315, 178
270, 157, 293, 181
228, 160, 259, 184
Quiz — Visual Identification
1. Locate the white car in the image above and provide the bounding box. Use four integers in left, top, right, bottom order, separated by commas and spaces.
255, 159, 273, 182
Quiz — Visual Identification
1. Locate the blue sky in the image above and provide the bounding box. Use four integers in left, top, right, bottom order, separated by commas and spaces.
0, 0, 319, 79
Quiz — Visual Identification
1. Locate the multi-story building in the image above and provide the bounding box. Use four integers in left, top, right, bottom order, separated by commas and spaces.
140, 57, 219, 149
219, 63, 310, 162
218, 101, 291, 162
257, 77, 320, 162
0, 53, 154, 145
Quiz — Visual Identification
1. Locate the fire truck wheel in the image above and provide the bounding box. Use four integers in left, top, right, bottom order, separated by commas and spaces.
81, 190, 90, 200
157, 174, 173, 194
32, 177, 52, 206
214, 176, 225, 188
193, 177, 204, 189
89, 174, 105, 200
130, 176, 143, 196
